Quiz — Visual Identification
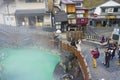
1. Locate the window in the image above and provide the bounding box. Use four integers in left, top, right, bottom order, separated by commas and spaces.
37, 16, 43, 22
112, 34, 119, 40
114, 8, 118, 12
102, 8, 105, 12
107, 8, 114, 13
77, 14, 83, 18
25, 0, 44, 3
76, 3, 81, 7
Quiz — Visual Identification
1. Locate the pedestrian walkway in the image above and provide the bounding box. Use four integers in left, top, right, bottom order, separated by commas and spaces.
81, 41, 120, 80
59, 30, 120, 80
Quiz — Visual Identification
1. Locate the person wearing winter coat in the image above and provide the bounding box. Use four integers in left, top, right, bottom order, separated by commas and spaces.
111, 44, 116, 60
117, 45, 120, 65
104, 47, 111, 68
91, 47, 100, 68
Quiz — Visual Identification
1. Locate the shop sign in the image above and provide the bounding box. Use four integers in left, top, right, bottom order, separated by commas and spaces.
72, 19, 76, 24
68, 19, 76, 24
4, 16, 15, 26
56, 24, 61, 29
113, 28, 119, 34
107, 8, 114, 13
76, 10, 85, 13
55, 22, 61, 24
67, 14, 76, 18
76, 18, 88, 24
106, 15, 116, 19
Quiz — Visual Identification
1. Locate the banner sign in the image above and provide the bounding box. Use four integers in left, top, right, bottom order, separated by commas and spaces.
76, 18, 88, 24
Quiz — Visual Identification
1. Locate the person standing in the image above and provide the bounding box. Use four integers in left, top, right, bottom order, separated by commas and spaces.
100, 35, 105, 43
54, 35, 60, 49
104, 47, 111, 68
117, 45, 120, 65
111, 44, 116, 60
91, 47, 100, 68
70, 38, 77, 48
76, 39, 81, 52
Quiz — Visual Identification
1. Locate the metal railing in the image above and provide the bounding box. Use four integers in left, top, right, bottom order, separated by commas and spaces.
85, 34, 100, 41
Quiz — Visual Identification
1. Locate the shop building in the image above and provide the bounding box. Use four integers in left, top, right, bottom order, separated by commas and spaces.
88, 0, 120, 27
0, 0, 52, 27
60, 0, 88, 32
15, 0, 51, 27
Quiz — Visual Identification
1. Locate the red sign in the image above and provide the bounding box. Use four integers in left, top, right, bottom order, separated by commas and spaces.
76, 18, 88, 24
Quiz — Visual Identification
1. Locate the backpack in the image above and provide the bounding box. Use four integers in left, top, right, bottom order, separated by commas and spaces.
94, 51, 100, 58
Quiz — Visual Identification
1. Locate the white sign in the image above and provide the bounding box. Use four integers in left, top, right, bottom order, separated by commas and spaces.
67, 14, 76, 18
76, 10, 85, 13
68, 19, 76, 24
113, 28, 119, 34
72, 19, 76, 24
107, 8, 114, 13
4, 16, 16, 26
56, 25, 61, 29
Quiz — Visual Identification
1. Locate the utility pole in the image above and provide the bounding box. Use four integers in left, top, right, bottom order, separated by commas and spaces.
6, 0, 10, 25
47, 0, 54, 27
7, 1, 9, 15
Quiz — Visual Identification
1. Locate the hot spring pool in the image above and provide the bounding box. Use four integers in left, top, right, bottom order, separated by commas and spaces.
0, 48, 60, 80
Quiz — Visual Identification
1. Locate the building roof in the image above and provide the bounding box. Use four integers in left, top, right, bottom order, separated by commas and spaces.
100, 0, 120, 7
61, 0, 83, 4
76, 7, 88, 10
88, 0, 120, 10
72, 0, 83, 2
54, 11, 68, 22
15, 9, 46, 16
61, 0, 74, 4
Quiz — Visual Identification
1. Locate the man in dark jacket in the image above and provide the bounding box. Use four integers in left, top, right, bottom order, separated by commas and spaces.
104, 47, 111, 68
117, 45, 120, 65
70, 38, 77, 48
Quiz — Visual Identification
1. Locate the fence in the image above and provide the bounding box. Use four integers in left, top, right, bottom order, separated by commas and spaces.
0, 24, 44, 34
66, 31, 83, 41
48, 39, 91, 80
85, 34, 100, 41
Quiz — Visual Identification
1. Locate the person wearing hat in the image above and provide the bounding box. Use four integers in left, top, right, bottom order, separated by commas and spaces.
91, 47, 100, 68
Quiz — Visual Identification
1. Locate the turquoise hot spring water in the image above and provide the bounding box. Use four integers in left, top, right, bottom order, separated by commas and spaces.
0, 48, 60, 80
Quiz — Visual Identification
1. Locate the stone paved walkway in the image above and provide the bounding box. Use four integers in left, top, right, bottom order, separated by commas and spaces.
81, 41, 120, 80
58, 26, 120, 80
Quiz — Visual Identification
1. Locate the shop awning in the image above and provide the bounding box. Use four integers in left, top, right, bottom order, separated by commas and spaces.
15, 9, 46, 16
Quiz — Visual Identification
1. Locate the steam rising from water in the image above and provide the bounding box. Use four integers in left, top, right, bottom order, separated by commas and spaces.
0, 27, 54, 49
